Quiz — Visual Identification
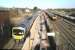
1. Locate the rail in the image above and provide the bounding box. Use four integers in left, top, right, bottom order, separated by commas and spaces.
57, 14, 75, 50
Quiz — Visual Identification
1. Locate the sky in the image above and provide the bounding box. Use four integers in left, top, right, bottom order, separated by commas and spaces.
0, 0, 75, 9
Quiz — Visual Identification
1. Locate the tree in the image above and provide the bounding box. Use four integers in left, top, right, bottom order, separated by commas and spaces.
33, 6, 38, 10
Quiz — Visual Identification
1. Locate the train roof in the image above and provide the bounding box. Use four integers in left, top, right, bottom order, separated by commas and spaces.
48, 13, 55, 16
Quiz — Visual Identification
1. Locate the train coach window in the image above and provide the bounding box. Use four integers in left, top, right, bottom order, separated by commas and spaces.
13, 29, 24, 35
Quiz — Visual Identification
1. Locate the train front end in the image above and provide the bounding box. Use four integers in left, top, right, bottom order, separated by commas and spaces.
12, 27, 25, 40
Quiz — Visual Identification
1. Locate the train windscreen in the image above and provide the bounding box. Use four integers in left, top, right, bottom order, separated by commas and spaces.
13, 29, 24, 36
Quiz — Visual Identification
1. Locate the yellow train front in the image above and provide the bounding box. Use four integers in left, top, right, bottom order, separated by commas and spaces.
12, 27, 25, 41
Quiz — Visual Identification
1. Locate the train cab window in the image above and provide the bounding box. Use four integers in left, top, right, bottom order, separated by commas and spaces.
13, 29, 24, 35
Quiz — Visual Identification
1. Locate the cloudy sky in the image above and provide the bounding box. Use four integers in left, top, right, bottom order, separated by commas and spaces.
0, 0, 75, 9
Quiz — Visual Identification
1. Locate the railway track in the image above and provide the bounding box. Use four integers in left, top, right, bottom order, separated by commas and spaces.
52, 15, 75, 50
44, 11, 75, 50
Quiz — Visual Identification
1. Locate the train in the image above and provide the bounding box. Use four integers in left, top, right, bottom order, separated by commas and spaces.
52, 15, 57, 20
12, 26, 26, 41
11, 16, 36, 42
48, 13, 57, 21
10, 16, 27, 42
44, 11, 57, 21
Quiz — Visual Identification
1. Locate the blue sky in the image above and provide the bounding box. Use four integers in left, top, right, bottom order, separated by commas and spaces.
0, 0, 75, 9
